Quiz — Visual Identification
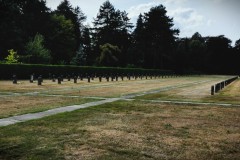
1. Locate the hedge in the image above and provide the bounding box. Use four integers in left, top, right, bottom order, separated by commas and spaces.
0, 64, 173, 80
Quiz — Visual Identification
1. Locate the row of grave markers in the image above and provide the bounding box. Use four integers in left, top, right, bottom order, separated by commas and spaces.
211, 76, 239, 95
12, 74, 181, 85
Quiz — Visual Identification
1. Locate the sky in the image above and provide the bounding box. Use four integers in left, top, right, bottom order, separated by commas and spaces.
46, 0, 240, 45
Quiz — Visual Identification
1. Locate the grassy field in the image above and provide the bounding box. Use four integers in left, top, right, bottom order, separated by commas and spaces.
0, 96, 97, 118
0, 75, 239, 159
0, 100, 239, 160
137, 79, 240, 105
0, 76, 233, 118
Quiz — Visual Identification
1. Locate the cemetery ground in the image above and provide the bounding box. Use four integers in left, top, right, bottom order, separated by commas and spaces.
0, 75, 240, 159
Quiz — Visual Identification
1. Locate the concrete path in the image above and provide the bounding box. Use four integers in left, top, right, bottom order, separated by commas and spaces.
139, 99, 240, 107
0, 98, 120, 127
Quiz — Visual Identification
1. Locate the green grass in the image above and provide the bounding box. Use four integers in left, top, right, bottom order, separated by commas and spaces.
1, 100, 239, 160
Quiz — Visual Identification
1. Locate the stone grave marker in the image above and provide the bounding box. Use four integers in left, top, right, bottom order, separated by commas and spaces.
38, 76, 42, 85
12, 75, 17, 84
58, 77, 61, 84
74, 76, 77, 83
30, 74, 34, 83
88, 76, 90, 83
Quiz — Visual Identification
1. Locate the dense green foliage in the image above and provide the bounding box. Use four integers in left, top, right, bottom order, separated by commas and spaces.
4, 49, 19, 64
0, 64, 172, 79
0, 0, 239, 74
23, 34, 51, 64
98, 43, 121, 67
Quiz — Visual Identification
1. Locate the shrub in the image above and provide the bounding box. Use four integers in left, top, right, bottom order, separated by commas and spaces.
5, 49, 19, 64
0, 64, 172, 80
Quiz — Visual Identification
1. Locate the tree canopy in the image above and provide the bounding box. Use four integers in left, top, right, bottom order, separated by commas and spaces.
0, 0, 239, 74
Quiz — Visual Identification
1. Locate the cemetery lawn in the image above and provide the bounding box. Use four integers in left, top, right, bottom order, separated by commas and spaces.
0, 100, 240, 160
0, 96, 98, 118
136, 79, 240, 105
203, 79, 240, 104
0, 75, 234, 119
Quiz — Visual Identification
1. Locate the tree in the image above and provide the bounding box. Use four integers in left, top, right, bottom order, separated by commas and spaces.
55, 0, 86, 52
130, 14, 145, 67
205, 35, 233, 74
20, 0, 50, 37
98, 43, 121, 67
70, 45, 85, 66
175, 38, 191, 73
0, 0, 51, 59
234, 39, 240, 74
0, 0, 22, 59
47, 14, 76, 64
82, 27, 93, 65
188, 32, 207, 71
5, 49, 19, 64
23, 33, 51, 64
136, 5, 179, 69
92, 0, 133, 66
235, 39, 240, 51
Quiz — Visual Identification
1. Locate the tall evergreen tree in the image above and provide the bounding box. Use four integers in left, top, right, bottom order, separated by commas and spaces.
82, 27, 92, 65
55, 0, 86, 51
47, 14, 76, 64
144, 5, 179, 69
130, 14, 145, 67
92, 0, 132, 66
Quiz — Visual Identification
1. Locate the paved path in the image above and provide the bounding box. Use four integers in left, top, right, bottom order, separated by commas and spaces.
0, 98, 120, 127
138, 99, 240, 107
0, 79, 231, 127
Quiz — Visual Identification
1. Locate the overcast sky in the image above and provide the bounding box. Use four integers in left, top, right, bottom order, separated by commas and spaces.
46, 0, 240, 45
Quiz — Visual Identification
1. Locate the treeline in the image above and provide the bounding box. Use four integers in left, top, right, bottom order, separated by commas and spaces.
0, 0, 240, 74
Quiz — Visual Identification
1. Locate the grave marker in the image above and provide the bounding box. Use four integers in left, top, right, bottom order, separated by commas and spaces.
58, 77, 61, 84
12, 75, 17, 84
74, 76, 77, 83
211, 85, 215, 95
38, 76, 42, 85
30, 74, 34, 83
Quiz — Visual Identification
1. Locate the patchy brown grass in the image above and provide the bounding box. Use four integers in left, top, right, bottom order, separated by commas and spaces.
0, 76, 236, 118
137, 77, 240, 104
203, 79, 240, 104
1, 100, 239, 159
0, 96, 96, 118
0, 76, 224, 97
46, 76, 226, 97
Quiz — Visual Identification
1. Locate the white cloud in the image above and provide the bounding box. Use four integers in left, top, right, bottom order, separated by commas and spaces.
170, 7, 211, 37
154, 0, 188, 6
127, 2, 158, 19
127, 1, 208, 37
127, 0, 189, 19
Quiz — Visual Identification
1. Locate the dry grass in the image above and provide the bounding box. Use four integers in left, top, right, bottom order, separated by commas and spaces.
203, 79, 240, 104
137, 77, 240, 104
0, 100, 239, 159
0, 96, 96, 118
0, 76, 225, 96
0, 76, 236, 118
